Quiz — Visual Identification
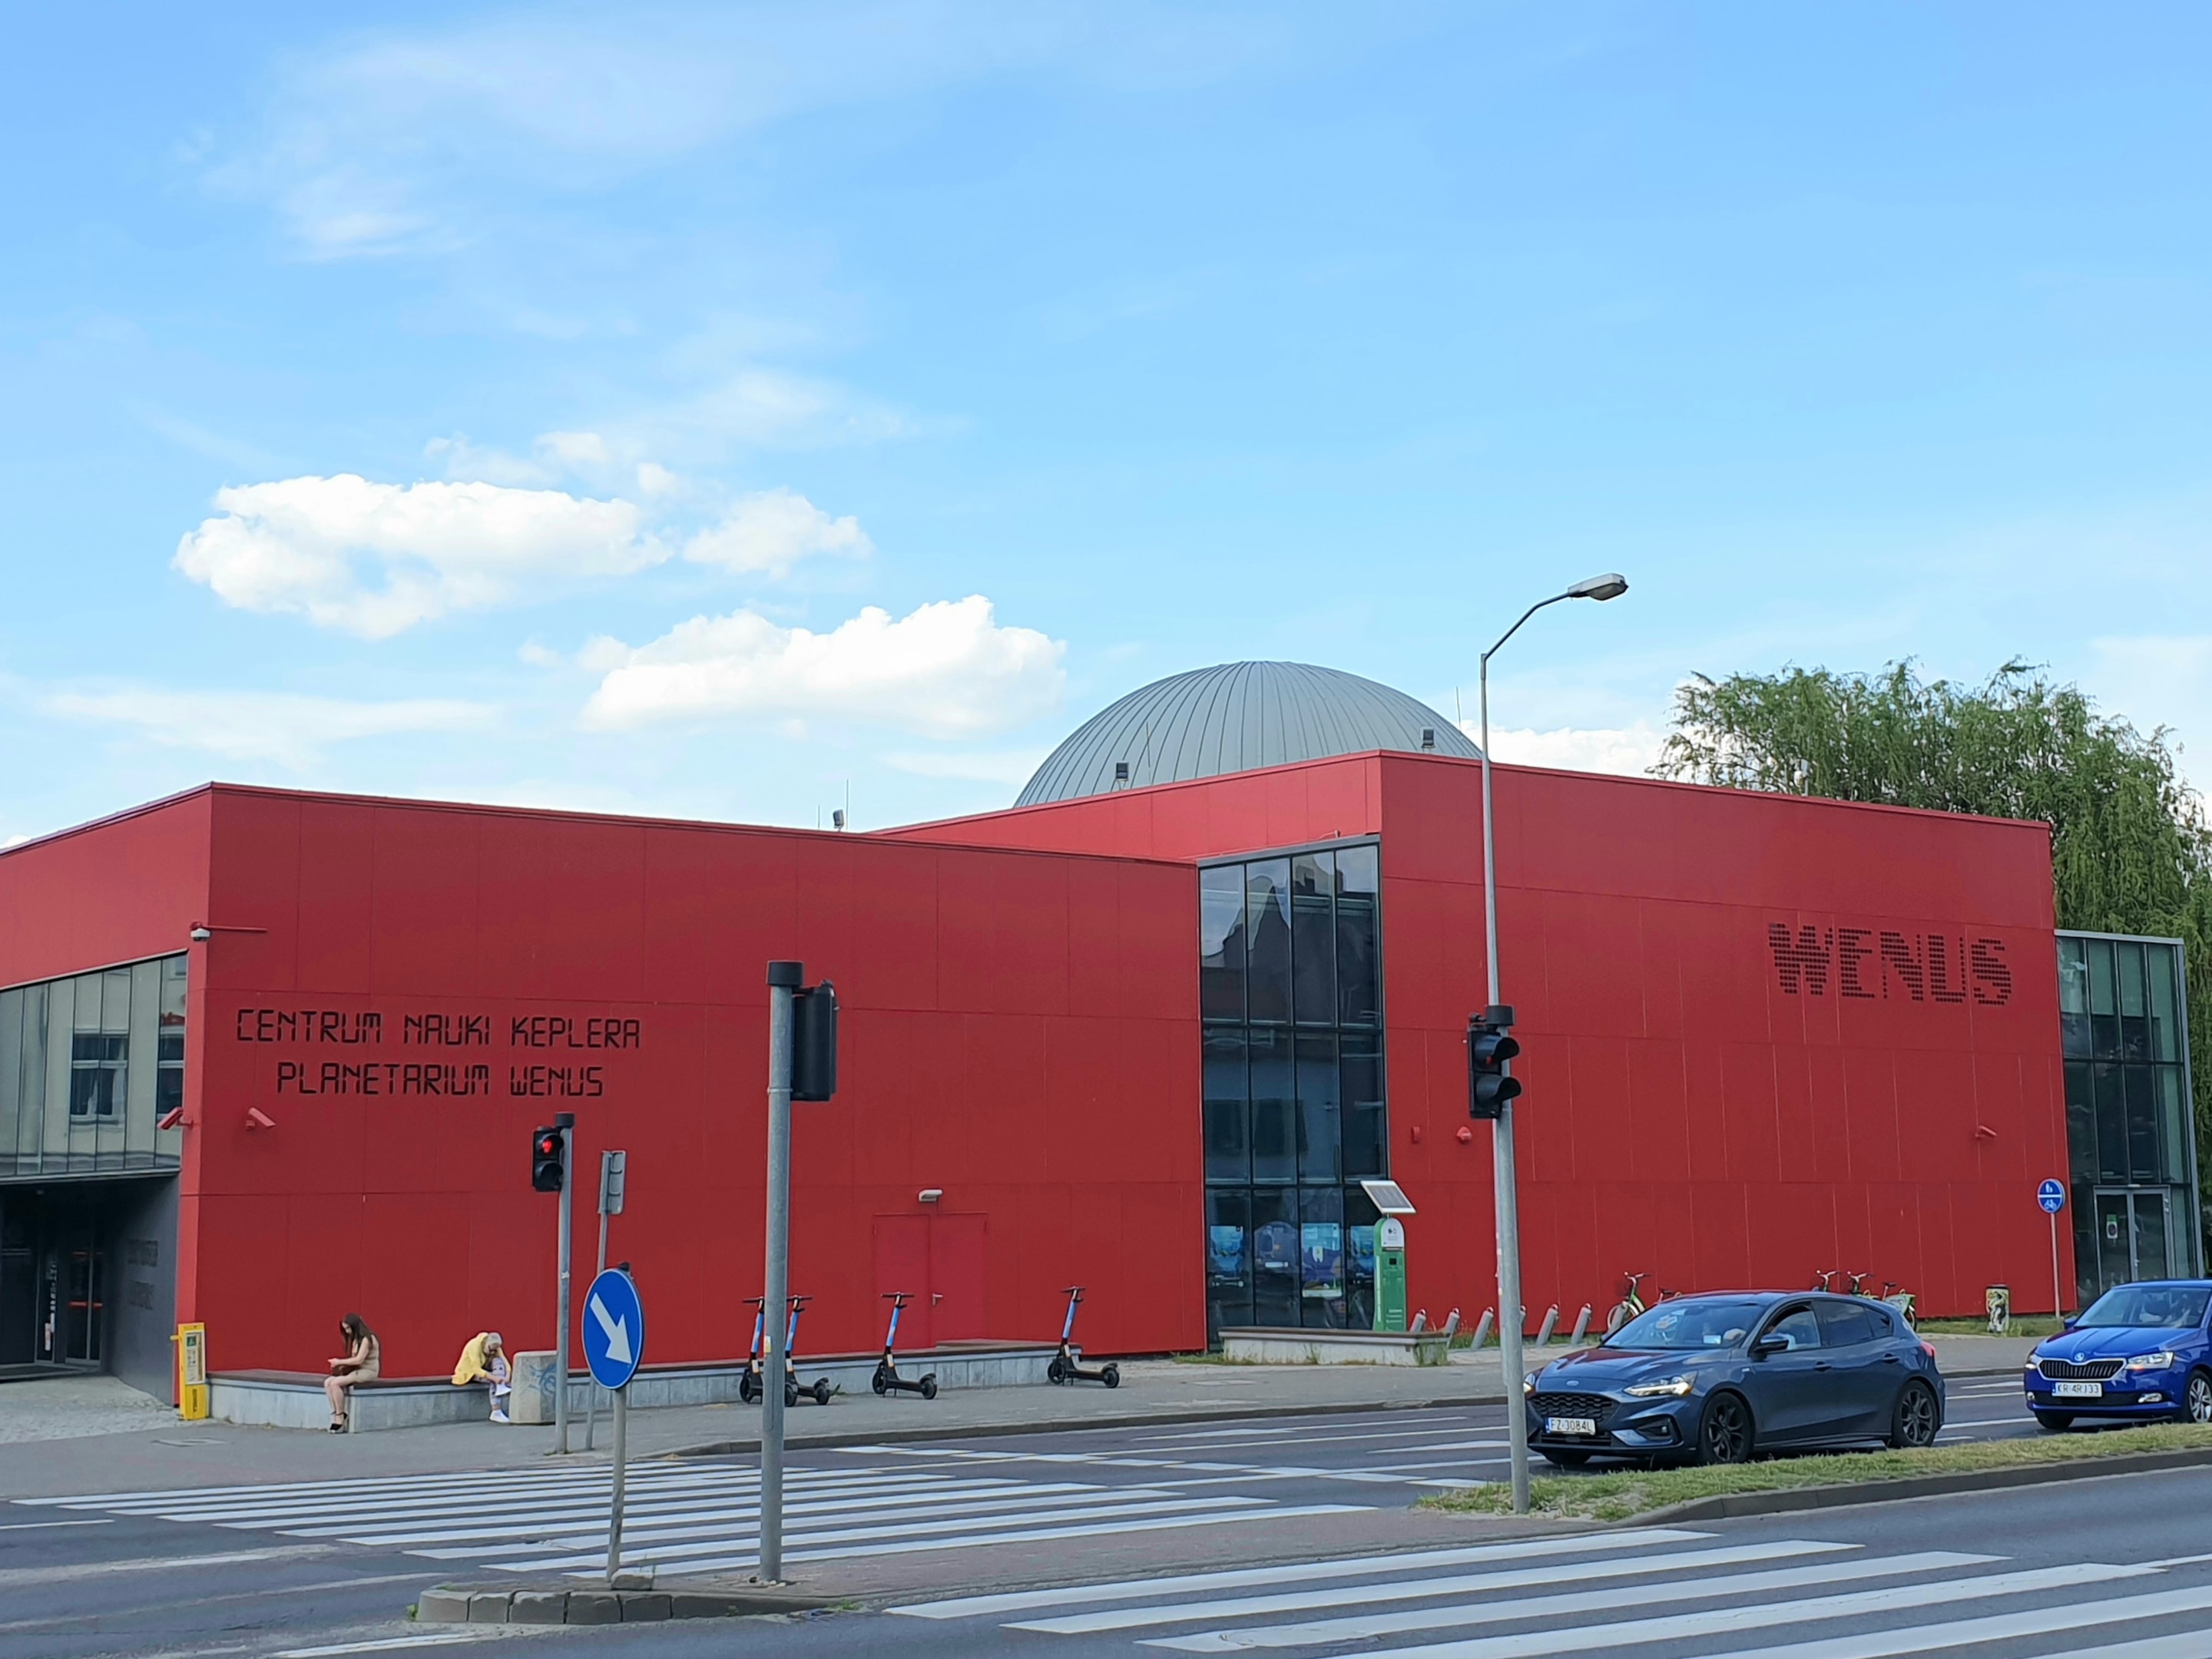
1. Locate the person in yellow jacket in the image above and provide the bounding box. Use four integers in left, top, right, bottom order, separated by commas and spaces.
452, 1331, 512, 1423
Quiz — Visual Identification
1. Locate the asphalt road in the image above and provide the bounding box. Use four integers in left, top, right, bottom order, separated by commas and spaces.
0, 1368, 2121, 1659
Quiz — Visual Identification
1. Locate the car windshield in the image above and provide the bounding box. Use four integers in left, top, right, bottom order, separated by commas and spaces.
2076, 1285, 2210, 1330
1607, 1299, 1766, 1350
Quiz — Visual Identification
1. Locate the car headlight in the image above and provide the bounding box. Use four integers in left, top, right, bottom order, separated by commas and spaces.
1522, 1373, 1535, 1394
2125, 1351, 2177, 1372
1624, 1375, 1694, 1398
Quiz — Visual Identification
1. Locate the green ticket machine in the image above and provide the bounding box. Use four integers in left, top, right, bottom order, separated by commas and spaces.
1363, 1179, 1416, 1333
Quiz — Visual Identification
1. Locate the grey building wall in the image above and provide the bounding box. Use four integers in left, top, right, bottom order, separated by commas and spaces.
107, 1177, 179, 1403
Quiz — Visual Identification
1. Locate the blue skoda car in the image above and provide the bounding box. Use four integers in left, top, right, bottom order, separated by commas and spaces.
1525, 1291, 1944, 1466
2025, 1280, 2212, 1429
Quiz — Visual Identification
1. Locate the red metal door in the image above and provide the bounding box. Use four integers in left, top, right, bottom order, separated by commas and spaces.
929, 1214, 988, 1342
873, 1215, 933, 1352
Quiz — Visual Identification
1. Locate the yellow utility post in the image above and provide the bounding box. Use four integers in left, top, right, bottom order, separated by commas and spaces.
174, 1323, 209, 1420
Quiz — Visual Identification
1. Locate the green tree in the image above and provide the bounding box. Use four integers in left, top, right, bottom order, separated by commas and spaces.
1655, 661, 2212, 1203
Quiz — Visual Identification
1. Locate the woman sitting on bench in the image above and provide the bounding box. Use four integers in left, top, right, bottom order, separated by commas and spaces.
325, 1313, 380, 1432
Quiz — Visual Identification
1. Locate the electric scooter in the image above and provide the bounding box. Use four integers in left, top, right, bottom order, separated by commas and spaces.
782, 1294, 833, 1406
738, 1296, 769, 1405
872, 1292, 939, 1399
1046, 1285, 1120, 1387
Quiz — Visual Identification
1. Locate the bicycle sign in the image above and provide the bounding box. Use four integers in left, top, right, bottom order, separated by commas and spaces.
2037, 1179, 2065, 1215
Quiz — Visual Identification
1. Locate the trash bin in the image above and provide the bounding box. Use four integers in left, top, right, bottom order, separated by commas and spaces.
1985, 1285, 2011, 1335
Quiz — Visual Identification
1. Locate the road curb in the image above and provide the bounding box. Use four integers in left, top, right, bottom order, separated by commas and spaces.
1637, 1443, 2212, 1523
651, 1365, 2025, 1460
416, 1582, 836, 1624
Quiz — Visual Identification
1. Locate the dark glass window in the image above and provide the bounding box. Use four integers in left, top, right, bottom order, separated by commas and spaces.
1300, 1186, 1346, 1327
1342, 1029, 1387, 1177
1206, 1188, 1253, 1332
2088, 939, 2120, 1060
1249, 1025, 1296, 1183
1296, 1029, 1339, 1182
2063, 1061, 2095, 1177
1200, 865, 1247, 1021
1336, 845, 1380, 1026
1816, 1300, 1880, 1347
2058, 938, 2091, 1056
1291, 852, 1336, 1024
1245, 861, 1293, 1023
1200, 842, 1386, 1336
1203, 1025, 1249, 1183
2126, 1065, 2162, 1183
69, 1034, 126, 1119
2094, 1063, 2127, 1181
1250, 1187, 1301, 1326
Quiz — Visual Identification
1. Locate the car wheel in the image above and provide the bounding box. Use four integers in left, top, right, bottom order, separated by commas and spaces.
1697, 1392, 1755, 1465
1540, 1449, 1591, 1469
2182, 1371, 2212, 1426
2032, 1410, 2075, 1432
1887, 1379, 1939, 1449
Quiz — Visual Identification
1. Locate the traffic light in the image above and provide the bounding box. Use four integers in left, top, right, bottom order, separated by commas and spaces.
1467, 1003, 1522, 1121
793, 980, 839, 1102
531, 1124, 566, 1192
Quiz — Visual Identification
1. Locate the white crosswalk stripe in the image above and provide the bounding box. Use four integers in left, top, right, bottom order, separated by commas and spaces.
895, 1528, 2212, 1656
15, 1461, 1368, 1580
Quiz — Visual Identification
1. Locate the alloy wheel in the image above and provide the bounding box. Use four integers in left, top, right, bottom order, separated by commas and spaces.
1892, 1381, 1938, 1448
2188, 1373, 2212, 1424
1700, 1395, 1753, 1464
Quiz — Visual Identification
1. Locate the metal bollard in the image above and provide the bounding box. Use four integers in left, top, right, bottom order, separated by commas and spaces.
1568, 1304, 1591, 1346
1535, 1305, 1558, 1346
1471, 1309, 1495, 1349
1442, 1307, 1462, 1338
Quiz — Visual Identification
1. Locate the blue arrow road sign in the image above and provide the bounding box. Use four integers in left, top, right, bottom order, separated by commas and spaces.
2038, 1178, 2066, 1215
583, 1268, 644, 1390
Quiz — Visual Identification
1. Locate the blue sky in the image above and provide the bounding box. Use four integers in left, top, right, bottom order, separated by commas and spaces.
5, 2, 2210, 843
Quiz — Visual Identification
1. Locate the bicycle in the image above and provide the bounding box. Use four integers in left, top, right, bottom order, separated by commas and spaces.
1605, 1272, 1679, 1336
1881, 1281, 1919, 1329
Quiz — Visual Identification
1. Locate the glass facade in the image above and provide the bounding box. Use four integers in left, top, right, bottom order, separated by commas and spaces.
1201, 843, 1386, 1336
0, 956, 187, 1181
2058, 932, 2200, 1303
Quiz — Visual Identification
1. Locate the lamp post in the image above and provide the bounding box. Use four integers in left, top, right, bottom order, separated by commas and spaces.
1479, 571, 1628, 1515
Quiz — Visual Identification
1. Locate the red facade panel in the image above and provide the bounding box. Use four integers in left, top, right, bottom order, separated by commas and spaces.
58, 787, 1201, 1378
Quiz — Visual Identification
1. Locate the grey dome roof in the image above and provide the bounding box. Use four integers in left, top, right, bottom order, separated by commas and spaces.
1016, 661, 1480, 806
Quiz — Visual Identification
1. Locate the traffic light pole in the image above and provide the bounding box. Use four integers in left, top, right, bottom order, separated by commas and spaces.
760, 962, 801, 1583
1479, 647, 1531, 1517
1475, 574, 1628, 1517
554, 1111, 575, 1455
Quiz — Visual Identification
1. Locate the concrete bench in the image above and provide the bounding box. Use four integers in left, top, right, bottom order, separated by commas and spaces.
1218, 1327, 1452, 1366
210, 1369, 493, 1433
210, 1340, 1063, 1432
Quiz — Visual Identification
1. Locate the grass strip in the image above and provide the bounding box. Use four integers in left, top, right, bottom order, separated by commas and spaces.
1417, 1421, 2212, 1522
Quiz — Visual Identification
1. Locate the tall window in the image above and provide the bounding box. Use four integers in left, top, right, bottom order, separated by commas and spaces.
1202, 843, 1385, 1336
2058, 933, 2200, 1303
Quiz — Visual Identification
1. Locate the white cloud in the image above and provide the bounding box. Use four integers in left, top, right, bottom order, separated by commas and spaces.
684, 488, 873, 578
173, 474, 664, 637
43, 687, 497, 767
1465, 719, 1669, 777
581, 596, 1064, 737
882, 747, 1053, 785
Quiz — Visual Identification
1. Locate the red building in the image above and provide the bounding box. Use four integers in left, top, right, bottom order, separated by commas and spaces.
0, 662, 2073, 1399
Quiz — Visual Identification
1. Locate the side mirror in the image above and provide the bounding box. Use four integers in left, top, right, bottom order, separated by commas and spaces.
2061, 1316, 2079, 1331
1750, 1333, 1790, 1359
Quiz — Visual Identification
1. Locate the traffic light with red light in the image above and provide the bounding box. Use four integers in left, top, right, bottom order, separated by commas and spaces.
531, 1124, 566, 1192
1467, 1004, 1522, 1121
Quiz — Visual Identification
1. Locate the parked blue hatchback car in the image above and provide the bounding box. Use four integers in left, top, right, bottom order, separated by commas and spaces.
2025, 1280, 2212, 1429
1525, 1291, 1945, 1466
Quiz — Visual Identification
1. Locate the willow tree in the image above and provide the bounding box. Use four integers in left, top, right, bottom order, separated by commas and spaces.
1654, 661, 2212, 1181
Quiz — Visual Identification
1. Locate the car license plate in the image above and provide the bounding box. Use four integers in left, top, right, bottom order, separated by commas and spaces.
1546, 1416, 1598, 1436
2052, 1380, 2104, 1399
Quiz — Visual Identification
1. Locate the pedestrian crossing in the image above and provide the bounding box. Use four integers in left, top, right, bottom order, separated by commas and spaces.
13, 1461, 1368, 1581
892, 1525, 2212, 1654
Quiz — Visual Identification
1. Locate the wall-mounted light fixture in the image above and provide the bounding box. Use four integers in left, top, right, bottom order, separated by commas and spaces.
918, 1188, 943, 1204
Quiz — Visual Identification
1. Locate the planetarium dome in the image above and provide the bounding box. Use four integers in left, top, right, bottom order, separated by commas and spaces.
1015, 661, 1481, 807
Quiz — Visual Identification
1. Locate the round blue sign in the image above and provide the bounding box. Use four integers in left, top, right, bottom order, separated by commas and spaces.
583, 1267, 645, 1390
2037, 1179, 2066, 1215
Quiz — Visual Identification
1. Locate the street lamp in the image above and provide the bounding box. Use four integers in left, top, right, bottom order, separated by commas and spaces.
1479, 571, 1628, 1515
